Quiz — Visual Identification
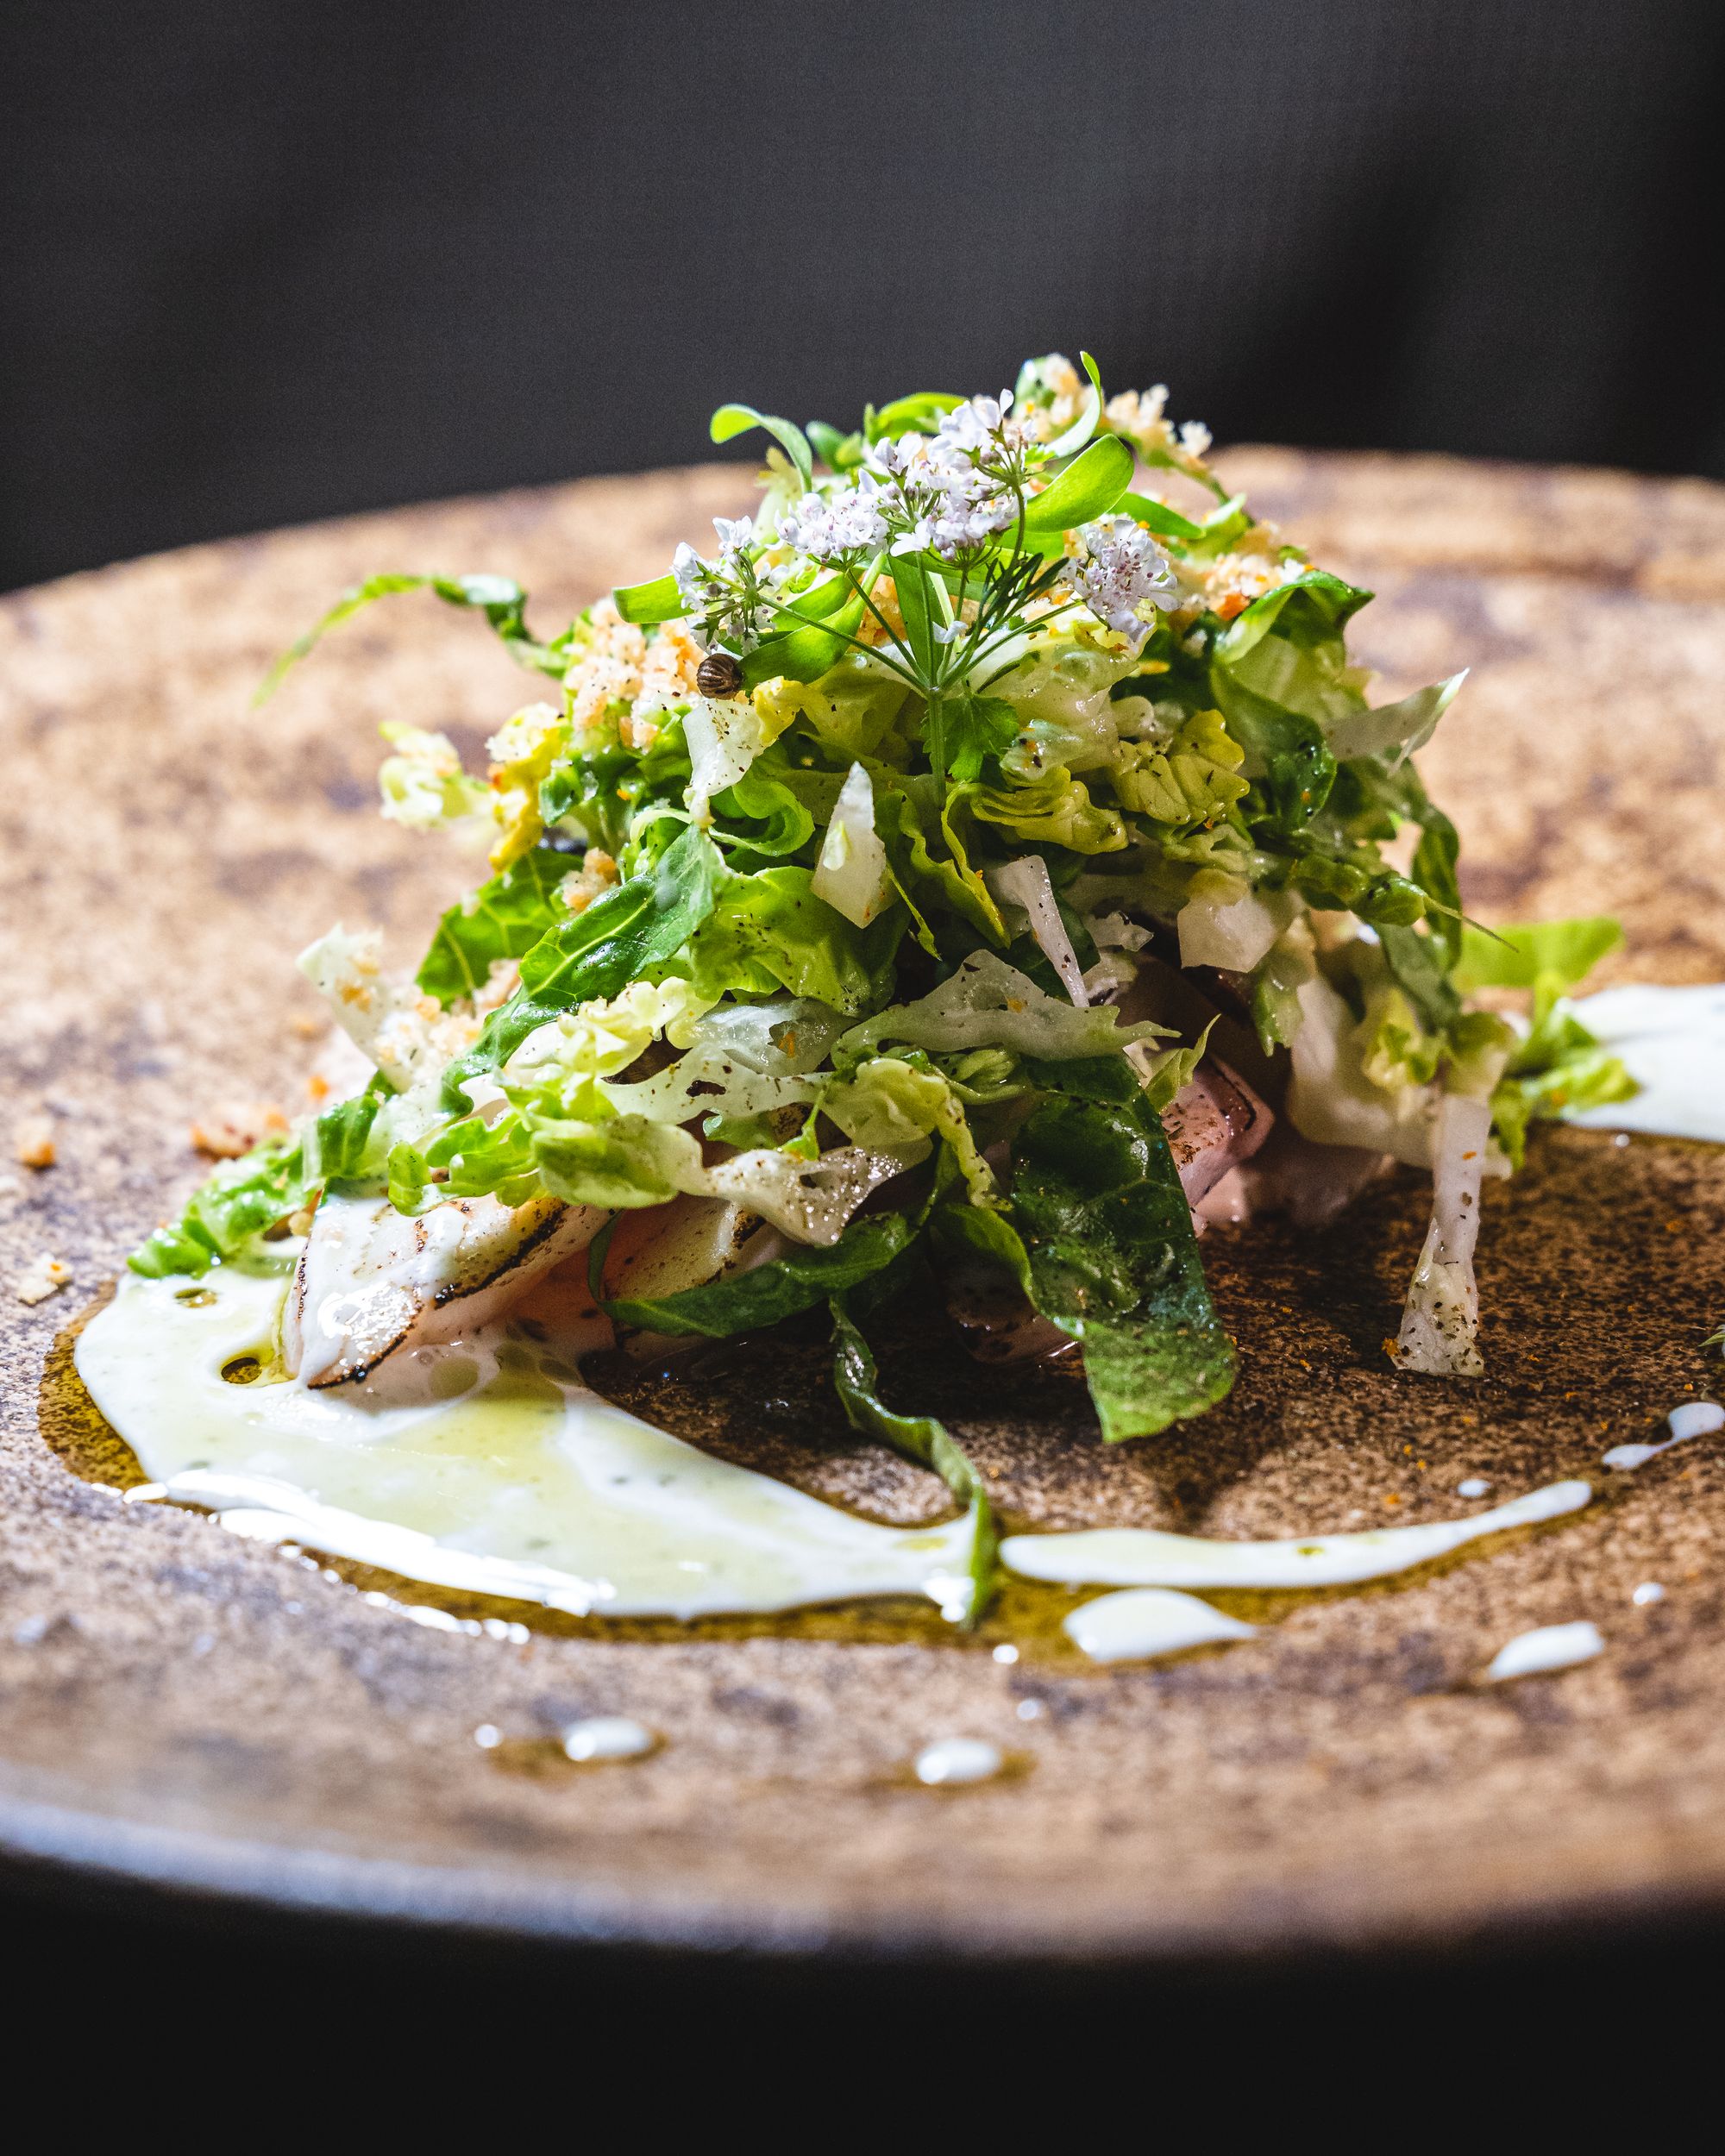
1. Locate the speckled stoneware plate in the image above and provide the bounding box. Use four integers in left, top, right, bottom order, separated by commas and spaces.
3, 453, 1723, 1964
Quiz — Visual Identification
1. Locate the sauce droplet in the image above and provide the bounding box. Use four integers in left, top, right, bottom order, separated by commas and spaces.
1632, 1581, 1665, 1606
1604, 1399, 1722, 1470
1484, 1620, 1603, 1683
1457, 1476, 1491, 1498
914, 1737, 1002, 1786
563, 1715, 656, 1763
1063, 1586, 1258, 1664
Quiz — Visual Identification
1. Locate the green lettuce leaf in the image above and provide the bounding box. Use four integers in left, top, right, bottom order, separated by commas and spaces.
840, 950, 1168, 1065
959, 768, 1127, 853
439, 824, 722, 1108
416, 849, 573, 1009
129, 1137, 307, 1279
603, 1211, 915, 1337
820, 1053, 996, 1206
1454, 916, 1624, 1012
1207, 571, 1372, 831
687, 864, 901, 1014
1490, 1003, 1637, 1167
829, 1300, 997, 1626
1010, 1058, 1235, 1439
302, 1086, 385, 1183
1113, 709, 1249, 828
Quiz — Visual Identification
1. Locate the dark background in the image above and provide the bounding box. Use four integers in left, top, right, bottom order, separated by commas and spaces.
3, 0, 1722, 595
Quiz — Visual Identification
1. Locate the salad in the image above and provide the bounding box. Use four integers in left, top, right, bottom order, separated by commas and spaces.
128, 353, 1635, 1609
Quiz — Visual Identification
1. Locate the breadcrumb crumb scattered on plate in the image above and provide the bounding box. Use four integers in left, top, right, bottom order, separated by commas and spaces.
16, 1254, 71, 1305
191, 1104, 288, 1159
13, 1113, 55, 1169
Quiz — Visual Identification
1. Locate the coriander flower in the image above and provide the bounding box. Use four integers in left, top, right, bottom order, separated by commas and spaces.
1067, 516, 1179, 649
777, 486, 889, 561
671, 542, 708, 612
933, 390, 1025, 461
673, 515, 772, 650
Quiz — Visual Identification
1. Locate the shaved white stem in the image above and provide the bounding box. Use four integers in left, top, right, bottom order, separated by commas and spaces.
987, 855, 1087, 1006
1395, 1091, 1492, 1376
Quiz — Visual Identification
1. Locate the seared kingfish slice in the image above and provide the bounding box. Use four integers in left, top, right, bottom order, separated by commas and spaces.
283, 1188, 605, 1388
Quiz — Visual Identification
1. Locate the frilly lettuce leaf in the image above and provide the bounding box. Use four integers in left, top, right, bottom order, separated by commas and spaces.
377, 723, 489, 832
959, 768, 1128, 854
1489, 1002, 1637, 1167
687, 864, 902, 1014
821, 1054, 997, 1207
839, 950, 1169, 1064
129, 1136, 307, 1278
752, 656, 913, 762
486, 703, 570, 869
1113, 709, 1248, 827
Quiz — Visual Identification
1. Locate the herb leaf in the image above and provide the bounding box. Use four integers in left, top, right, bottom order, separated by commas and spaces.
1011, 1058, 1235, 1440
710, 403, 813, 491
1023, 435, 1134, 530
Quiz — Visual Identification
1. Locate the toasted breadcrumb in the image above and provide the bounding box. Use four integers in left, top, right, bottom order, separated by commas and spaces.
16, 1253, 71, 1306
560, 849, 618, 916
191, 1104, 289, 1159
13, 1113, 55, 1169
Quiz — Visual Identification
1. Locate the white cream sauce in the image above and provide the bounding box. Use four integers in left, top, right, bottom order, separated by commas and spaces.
1484, 1620, 1603, 1683
74, 1268, 975, 1622
1603, 1398, 1723, 1470
913, 1737, 1004, 1785
1001, 1478, 1590, 1589
1565, 982, 1725, 1144
563, 1716, 656, 1761
1063, 1587, 1258, 1664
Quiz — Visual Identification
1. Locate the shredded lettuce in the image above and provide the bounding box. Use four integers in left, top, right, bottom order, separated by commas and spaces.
839, 950, 1167, 1065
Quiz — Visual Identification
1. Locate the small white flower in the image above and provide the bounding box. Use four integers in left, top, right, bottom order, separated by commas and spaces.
671, 541, 706, 610
778, 487, 889, 560
712, 514, 755, 556
1067, 515, 1179, 649
934, 390, 1019, 459
1177, 419, 1213, 460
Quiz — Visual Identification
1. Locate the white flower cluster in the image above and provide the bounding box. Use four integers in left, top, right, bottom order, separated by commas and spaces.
865, 392, 1027, 559
1066, 515, 1179, 649
777, 486, 890, 559
673, 515, 769, 649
